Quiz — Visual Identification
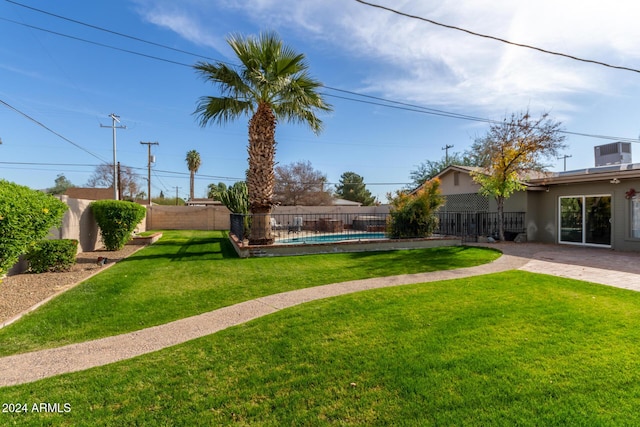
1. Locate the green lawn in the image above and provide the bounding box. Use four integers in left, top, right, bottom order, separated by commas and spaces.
3, 271, 640, 426
0, 230, 500, 356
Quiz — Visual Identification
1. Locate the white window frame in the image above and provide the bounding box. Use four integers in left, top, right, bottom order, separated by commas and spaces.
558, 194, 612, 248
630, 195, 640, 239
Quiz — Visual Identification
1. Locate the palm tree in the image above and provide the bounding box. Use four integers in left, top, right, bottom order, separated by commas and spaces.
193, 31, 331, 245
185, 150, 201, 201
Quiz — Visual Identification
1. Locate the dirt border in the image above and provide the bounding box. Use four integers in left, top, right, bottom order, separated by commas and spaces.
0, 245, 146, 328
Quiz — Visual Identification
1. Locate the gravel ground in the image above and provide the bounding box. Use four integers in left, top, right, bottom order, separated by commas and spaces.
0, 245, 143, 325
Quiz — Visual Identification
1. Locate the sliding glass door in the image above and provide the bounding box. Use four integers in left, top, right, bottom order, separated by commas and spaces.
559, 195, 611, 246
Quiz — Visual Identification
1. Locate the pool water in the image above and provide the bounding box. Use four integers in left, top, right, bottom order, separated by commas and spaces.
278, 232, 387, 245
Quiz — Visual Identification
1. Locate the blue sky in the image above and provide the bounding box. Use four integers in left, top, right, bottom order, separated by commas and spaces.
2, 0, 640, 201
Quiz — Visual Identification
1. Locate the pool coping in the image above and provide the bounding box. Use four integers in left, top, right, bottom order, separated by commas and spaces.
229, 233, 462, 258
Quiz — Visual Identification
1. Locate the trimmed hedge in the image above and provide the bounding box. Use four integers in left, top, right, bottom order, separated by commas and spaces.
26, 239, 78, 273
0, 180, 68, 277
91, 200, 146, 250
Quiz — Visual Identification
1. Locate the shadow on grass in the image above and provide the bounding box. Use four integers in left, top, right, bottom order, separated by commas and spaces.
343, 245, 500, 272
121, 235, 239, 263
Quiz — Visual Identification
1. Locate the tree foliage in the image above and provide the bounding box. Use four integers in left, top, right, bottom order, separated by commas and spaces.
47, 174, 75, 195
409, 152, 479, 189
334, 171, 375, 206
0, 180, 68, 277
387, 179, 444, 238
193, 31, 332, 244
274, 161, 332, 206
470, 110, 566, 240
86, 163, 142, 200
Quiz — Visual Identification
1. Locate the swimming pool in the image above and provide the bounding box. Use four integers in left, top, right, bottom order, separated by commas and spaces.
278, 232, 387, 245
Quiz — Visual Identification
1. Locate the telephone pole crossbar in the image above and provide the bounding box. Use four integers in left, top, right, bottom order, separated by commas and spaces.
442, 144, 454, 163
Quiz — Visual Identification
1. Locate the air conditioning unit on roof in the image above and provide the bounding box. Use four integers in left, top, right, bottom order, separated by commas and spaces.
594, 142, 632, 167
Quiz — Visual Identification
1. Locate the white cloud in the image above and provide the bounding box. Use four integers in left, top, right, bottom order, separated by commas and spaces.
133, 0, 640, 118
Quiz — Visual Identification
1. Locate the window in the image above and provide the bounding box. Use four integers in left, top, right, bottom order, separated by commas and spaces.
453, 171, 459, 186
631, 196, 640, 238
559, 195, 611, 246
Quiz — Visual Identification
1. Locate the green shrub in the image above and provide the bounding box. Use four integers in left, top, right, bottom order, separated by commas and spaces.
387, 178, 444, 238
90, 200, 146, 250
0, 180, 68, 277
26, 239, 78, 273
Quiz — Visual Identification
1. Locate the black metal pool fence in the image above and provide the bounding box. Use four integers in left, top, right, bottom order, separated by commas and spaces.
229, 211, 526, 243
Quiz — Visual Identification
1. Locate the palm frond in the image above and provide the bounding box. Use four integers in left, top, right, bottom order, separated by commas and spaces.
194, 96, 253, 127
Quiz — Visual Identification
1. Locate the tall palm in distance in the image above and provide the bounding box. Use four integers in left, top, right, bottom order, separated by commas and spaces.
185, 150, 201, 201
193, 31, 332, 245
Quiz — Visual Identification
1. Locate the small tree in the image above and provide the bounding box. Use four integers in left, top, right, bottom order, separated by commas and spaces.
334, 171, 375, 206
47, 174, 75, 195
470, 110, 566, 240
90, 200, 146, 250
0, 180, 67, 277
387, 179, 444, 238
274, 161, 332, 206
86, 163, 142, 200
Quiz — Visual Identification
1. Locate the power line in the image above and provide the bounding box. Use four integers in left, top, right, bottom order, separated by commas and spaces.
4, 5, 640, 146
354, 0, 640, 75
0, 17, 193, 68
4, 0, 218, 61
0, 98, 109, 162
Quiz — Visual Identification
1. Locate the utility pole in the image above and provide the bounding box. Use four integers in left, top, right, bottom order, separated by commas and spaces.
140, 141, 159, 205
174, 186, 181, 205
558, 154, 572, 171
117, 162, 122, 200
442, 144, 454, 163
100, 113, 126, 200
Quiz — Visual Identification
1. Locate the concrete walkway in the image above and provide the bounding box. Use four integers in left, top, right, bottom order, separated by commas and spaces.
1, 243, 639, 387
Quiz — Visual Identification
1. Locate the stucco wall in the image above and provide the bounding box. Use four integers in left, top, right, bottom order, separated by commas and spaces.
527, 179, 640, 251
438, 169, 481, 195
51, 196, 102, 252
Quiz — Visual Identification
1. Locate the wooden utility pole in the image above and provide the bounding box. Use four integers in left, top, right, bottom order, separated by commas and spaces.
140, 141, 159, 205
100, 113, 126, 200
558, 154, 572, 171
174, 186, 181, 205
442, 144, 454, 163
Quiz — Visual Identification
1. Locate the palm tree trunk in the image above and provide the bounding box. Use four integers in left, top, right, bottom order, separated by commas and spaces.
189, 171, 195, 201
247, 102, 276, 245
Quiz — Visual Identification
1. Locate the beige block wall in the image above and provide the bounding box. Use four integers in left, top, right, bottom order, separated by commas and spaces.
146, 205, 231, 230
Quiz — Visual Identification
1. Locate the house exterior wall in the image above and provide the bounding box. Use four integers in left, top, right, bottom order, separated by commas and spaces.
438, 169, 481, 195
527, 180, 640, 251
